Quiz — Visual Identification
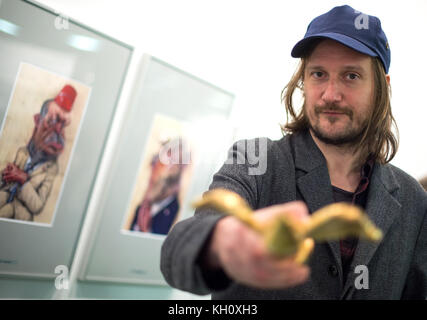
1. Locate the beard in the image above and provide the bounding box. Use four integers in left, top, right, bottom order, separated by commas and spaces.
307, 103, 369, 147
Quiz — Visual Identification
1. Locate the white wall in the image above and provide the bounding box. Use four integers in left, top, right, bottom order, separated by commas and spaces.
36, 0, 427, 180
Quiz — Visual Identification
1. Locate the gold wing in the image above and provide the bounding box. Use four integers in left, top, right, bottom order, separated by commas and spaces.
304, 202, 383, 242
192, 188, 263, 231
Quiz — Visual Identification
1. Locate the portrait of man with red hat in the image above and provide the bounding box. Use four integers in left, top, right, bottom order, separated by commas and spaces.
0, 84, 77, 222
0, 62, 92, 225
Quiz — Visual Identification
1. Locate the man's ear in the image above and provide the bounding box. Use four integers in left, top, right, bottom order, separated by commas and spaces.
33, 113, 40, 124
386, 74, 390, 86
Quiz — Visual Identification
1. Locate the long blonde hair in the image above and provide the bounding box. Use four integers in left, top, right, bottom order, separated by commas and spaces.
280, 47, 399, 165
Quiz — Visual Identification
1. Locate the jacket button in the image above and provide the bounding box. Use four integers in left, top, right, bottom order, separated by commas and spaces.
328, 265, 339, 277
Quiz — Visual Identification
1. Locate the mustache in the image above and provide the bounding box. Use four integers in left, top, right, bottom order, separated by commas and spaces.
314, 104, 353, 120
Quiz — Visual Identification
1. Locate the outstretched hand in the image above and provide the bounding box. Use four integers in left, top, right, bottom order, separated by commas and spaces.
204, 201, 311, 289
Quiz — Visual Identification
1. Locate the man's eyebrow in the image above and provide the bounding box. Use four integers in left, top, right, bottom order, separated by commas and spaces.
306, 65, 324, 71
341, 65, 366, 73
306, 65, 367, 73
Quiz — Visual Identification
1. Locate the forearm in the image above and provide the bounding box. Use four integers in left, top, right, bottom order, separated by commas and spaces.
160, 211, 229, 295
17, 182, 50, 214
16, 173, 56, 214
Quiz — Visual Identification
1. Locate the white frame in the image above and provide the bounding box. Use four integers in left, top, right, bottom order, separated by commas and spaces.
0, 0, 133, 280
73, 54, 235, 290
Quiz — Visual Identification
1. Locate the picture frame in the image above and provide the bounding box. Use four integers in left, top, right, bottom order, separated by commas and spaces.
77, 54, 235, 285
0, 0, 133, 279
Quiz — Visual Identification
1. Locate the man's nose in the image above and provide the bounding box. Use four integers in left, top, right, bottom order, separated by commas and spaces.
321, 79, 342, 103
54, 122, 62, 133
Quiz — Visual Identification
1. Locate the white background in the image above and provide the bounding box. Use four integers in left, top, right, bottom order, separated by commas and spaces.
36, 0, 427, 180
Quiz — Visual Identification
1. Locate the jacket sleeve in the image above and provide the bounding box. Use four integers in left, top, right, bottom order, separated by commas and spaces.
402, 198, 427, 299
17, 161, 58, 215
160, 138, 270, 295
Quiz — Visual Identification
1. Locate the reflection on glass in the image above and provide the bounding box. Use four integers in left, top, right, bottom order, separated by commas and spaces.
0, 18, 20, 36
67, 34, 100, 52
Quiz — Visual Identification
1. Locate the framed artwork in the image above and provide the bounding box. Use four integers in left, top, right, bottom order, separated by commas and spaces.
0, 63, 91, 225
0, 0, 133, 278
121, 114, 194, 236
78, 55, 234, 285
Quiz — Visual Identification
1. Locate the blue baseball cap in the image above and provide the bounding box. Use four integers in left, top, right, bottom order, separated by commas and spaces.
291, 5, 390, 73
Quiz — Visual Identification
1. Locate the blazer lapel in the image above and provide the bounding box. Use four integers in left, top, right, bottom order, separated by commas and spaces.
293, 131, 342, 275
297, 168, 342, 273
341, 163, 401, 299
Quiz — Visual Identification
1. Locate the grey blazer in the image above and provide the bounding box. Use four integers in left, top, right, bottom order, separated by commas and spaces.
161, 130, 427, 299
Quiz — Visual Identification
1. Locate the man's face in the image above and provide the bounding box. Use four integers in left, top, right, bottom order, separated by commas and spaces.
148, 161, 183, 203
303, 39, 375, 146
32, 101, 71, 156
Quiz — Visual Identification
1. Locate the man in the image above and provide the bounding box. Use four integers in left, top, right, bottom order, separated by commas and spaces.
0, 85, 76, 221
161, 5, 427, 299
130, 137, 189, 235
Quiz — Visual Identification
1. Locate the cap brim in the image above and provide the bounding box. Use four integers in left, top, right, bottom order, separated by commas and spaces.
291, 32, 377, 58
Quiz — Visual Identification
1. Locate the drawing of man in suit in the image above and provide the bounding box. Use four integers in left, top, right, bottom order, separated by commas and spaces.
0, 85, 76, 221
131, 137, 190, 235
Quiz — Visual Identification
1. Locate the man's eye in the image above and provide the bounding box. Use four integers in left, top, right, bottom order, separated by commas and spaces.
312, 71, 324, 79
346, 73, 359, 80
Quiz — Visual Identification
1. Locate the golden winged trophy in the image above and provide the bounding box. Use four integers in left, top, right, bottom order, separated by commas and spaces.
193, 188, 383, 264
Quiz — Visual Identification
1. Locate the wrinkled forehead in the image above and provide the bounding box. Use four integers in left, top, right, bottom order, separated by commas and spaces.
38, 100, 52, 119
306, 39, 372, 69
38, 100, 70, 123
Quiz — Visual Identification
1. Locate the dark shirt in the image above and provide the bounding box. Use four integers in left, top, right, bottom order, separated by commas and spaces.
332, 159, 374, 280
